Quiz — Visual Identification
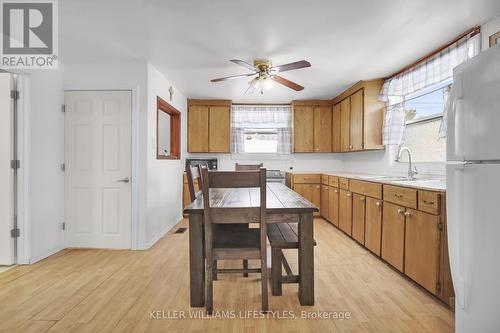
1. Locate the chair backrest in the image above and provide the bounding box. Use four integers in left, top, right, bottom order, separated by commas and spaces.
235, 163, 263, 171
185, 163, 203, 202
200, 165, 267, 226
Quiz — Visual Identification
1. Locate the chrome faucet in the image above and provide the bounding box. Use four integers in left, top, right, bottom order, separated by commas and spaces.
396, 146, 418, 179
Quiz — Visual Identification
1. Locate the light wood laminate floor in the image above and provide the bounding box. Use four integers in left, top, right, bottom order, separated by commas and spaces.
0, 218, 454, 332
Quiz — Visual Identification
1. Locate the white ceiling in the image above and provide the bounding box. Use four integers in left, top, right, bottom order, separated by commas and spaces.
60, 0, 500, 103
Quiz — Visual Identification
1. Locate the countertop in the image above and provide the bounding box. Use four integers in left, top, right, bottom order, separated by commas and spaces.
288, 171, 446, 192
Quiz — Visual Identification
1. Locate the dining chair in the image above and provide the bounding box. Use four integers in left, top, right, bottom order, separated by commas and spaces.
200, 165, 268, 313
185, 163, 203, 201
235, 163, 263, 171
185, 163, 248, 280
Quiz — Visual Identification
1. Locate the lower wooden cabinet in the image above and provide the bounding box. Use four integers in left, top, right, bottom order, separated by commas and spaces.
365, 197, 383, 256
339, 190, 352, 235
328, 186, 339, 226
321, 185, 330, 220
289, 172, 452, 306
381, 202, 405, 272
294, 183, 321, 216
405, 209, 440, 293
352, 194, 366, 244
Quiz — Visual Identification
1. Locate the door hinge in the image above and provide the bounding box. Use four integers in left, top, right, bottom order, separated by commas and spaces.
436, 282, 441, 292
60, 163, 66, 172
62, 222, 66, 231
11, 228, 20, 238
61, 104, 66, 113
11, 160, 20, 170
11, 90, 20, 100
438, 222, 443, 230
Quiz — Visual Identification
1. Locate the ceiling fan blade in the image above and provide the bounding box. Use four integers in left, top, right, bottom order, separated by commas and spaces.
230, 59, 257, 71
210, 72, 256, 82
271, 75, 304, 91
271, 60, 311, 73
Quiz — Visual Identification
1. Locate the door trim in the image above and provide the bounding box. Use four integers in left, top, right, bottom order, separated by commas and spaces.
63, 88, 139, 250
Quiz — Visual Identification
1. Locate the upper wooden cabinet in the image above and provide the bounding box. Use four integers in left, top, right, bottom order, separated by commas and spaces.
208, 106, 231, 152
187, 100, 231, 153
332, 80, 386, 152
292, 101, 332, 153
332, 103, 341, 152
339, 98, 350, 152
293, 105, 314, 152
188, 105, 209, 152
313, 106, 332, 152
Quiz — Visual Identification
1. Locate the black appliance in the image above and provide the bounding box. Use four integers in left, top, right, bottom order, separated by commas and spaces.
186, 158, 218, 170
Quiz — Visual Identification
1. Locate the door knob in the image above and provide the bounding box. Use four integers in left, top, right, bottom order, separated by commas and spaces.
117, 177, 130, 183
404, 211, 411, 217
375, 201, 381, 207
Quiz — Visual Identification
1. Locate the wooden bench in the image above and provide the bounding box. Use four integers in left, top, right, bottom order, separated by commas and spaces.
267, 222, 317, 296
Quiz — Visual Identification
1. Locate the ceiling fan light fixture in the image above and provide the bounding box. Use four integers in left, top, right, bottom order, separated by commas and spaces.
262, 77, 275, 90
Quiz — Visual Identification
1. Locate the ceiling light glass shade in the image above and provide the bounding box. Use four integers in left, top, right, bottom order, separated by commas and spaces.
262, 78, 275, 90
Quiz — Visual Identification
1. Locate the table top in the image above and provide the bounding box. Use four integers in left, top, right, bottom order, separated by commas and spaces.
183, 182, 318, 214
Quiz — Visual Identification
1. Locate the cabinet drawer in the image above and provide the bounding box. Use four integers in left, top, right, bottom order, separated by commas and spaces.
349, 180, 382, 199
293, 174, 321, 184
339, 177, 349, 190
383, 185, 417, 209
418, 191, 440, 215
321, 174, 329, 185
328, 176, 339, 187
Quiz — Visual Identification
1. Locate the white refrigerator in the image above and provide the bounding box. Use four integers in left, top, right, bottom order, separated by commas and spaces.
446, 44, 500, 333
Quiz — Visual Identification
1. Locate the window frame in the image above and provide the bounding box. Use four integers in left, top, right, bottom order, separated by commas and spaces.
156, 96, 181, 160
395, 81, 451, 164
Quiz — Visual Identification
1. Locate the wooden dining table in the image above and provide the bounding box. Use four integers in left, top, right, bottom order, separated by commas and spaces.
183, 182, 319, 307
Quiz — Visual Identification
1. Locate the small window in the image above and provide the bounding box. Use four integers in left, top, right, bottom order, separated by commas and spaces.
243, 128, 278, 153
399, 81, 450, 163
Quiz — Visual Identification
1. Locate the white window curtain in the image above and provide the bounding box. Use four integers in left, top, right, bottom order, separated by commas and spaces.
379, 33, 480, 144
231, 104, 292, 154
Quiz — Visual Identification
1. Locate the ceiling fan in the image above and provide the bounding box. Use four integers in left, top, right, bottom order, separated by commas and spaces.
210, 59, 311, 94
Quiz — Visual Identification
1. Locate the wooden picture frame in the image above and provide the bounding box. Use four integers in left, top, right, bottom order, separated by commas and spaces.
490, 31, 500, 47
157, 96, 181, 160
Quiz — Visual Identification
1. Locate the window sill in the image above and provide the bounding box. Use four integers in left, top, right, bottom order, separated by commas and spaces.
231, 153, 291, 160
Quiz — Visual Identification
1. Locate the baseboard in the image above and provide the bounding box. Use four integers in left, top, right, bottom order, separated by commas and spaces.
29, 245, 65, 264
138, 215, 183, 250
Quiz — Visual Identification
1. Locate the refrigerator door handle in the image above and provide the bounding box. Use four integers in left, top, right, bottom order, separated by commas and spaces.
447, 163, 468, 309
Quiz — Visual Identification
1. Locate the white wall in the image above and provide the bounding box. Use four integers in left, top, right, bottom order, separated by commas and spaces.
145, 64, 187, 248
481, 15, 500, 51
28, 66, 66, 263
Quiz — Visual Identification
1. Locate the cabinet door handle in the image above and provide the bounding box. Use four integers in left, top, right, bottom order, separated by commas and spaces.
404, 211, 411, 217
360, 197, 365, 201
423, 199, 435, 205
375, 201, 381, 207
334, 189, 338, 193
397, 208, 404, 215
394, 194, 403, 199
346, 193, 351, 197
316, 185, 320, 189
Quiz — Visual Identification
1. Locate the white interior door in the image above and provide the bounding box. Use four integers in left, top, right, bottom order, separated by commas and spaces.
65, 91, 132, 249
0, 73, 14, 265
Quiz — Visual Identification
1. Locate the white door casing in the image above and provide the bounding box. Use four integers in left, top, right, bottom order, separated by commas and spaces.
0, 73, 15, 265
65, 91, 132, 249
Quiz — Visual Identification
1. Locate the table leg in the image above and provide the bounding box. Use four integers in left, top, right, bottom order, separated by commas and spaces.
298, 212, 314, 305
189, 213, 205, 307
